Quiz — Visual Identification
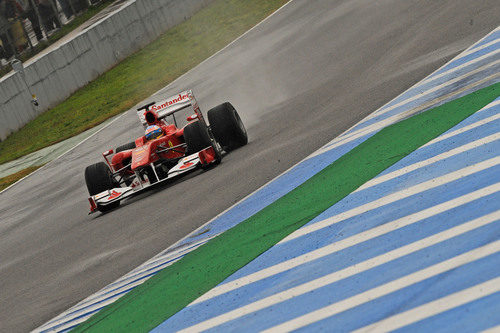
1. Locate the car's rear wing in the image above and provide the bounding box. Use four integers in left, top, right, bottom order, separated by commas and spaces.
136, 90, 200, 127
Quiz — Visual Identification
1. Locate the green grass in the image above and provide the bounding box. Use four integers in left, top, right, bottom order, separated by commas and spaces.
0, 0, 289, 165
0, 164, 44, 191
74, 82, 500, 332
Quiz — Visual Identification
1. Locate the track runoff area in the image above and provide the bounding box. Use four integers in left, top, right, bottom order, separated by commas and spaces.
37, 26, 500, 332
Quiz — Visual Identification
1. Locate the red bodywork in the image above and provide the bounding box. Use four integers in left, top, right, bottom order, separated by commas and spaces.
110, 111, 187, 173
88, 90, 223, 214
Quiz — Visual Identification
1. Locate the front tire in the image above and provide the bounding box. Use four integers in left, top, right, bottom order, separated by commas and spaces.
84, 162, 119, 212
116, 141, 136, 153
115, 141, 135, 185
207, 102, 248, 151
184, 120, 221, 167
184, 121, 212, 154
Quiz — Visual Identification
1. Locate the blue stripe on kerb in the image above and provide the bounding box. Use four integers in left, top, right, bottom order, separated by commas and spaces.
154, 96, 500, 331
432, 39, 500, 75
215, 165, 500, 286
392, 292, 500, 333
466, 29, 500, 50
174, 134, 371, 246
160, 196, 500, 331
160, 231, 500, 332
301, 254, 500, 333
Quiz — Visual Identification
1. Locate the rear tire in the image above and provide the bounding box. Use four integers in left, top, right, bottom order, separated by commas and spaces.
207, 102, 248, 151
84, 162, 119, 212
116, 141, 135, 152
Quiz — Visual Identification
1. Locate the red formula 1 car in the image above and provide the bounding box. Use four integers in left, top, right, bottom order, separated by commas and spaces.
84, 90, 247, 213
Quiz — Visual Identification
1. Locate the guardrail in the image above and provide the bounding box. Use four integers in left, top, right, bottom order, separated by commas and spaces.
0, 0, 213, 141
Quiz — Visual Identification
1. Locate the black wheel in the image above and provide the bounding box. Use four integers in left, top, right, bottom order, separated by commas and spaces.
116, 141, 136, 152
115, 141, 135, 185
184, 120, 222, 167
184, 120, 213, 155
207, 102, 247, 151
84, 162, 119, 212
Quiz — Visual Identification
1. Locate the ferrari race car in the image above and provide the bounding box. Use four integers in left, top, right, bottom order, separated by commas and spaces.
84, 90, 247, 213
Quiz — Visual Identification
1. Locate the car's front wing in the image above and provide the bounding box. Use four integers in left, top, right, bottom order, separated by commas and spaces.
88, 147, 217, 214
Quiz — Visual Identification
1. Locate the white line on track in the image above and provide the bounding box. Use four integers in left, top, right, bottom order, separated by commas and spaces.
354, 132, 500, 192
0, 114, 127, 195
353, 276, 500, 333
260, 241, 500, 333
191, 186, 500, 305
282, 156, 500, 243
181, 239, 500, 332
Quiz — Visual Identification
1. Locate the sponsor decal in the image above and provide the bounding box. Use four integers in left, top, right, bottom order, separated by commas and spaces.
108, 190, 122, 200
134, 148, 147, 162
150, 93, 189, 112
179, 162, 194, 170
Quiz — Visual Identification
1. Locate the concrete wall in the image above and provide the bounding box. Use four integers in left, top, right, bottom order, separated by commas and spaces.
0, 0, 213, 141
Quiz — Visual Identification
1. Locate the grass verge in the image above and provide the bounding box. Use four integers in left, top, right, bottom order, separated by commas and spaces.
0, 0, 289, 165
0, 164, 44, 192
73, 83, 499, 332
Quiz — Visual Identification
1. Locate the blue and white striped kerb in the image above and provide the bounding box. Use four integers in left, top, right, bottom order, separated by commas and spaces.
159, 96, 500, 332
35, 26, 500, 333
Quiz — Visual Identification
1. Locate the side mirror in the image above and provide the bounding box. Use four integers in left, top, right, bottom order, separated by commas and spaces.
186, 114, 198, 122
102, 149, 114, 157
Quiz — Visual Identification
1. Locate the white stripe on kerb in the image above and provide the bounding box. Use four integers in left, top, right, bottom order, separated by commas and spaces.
355, 132, 500, 192
261, 242, 500, 333
421, 99, 500, 146
353, 277, 500, 333
482, 325, 500, 333
191, 187, 500, 305
180, 241, 500, 332
281, 156, 500, 243
418, 40, 500, 84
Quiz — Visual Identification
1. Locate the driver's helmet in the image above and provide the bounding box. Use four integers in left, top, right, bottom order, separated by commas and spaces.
145, 125, 164, 141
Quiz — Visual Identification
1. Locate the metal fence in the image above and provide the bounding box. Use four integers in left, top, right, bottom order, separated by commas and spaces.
0, 0, 103, 69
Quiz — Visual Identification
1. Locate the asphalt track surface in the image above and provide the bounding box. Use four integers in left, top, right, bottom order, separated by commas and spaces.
1, 1, 499, 331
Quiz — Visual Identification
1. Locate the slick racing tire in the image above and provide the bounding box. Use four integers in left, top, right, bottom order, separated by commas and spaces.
207, 102, 248, 152
116, 141, 136, 152
184, 121, 211, 154
184, 120, 221, 167
84, 162, 120, 212
115, 141, 135, 186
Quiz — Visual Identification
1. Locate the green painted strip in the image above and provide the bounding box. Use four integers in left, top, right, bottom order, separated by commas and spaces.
75, 82, 500, 332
